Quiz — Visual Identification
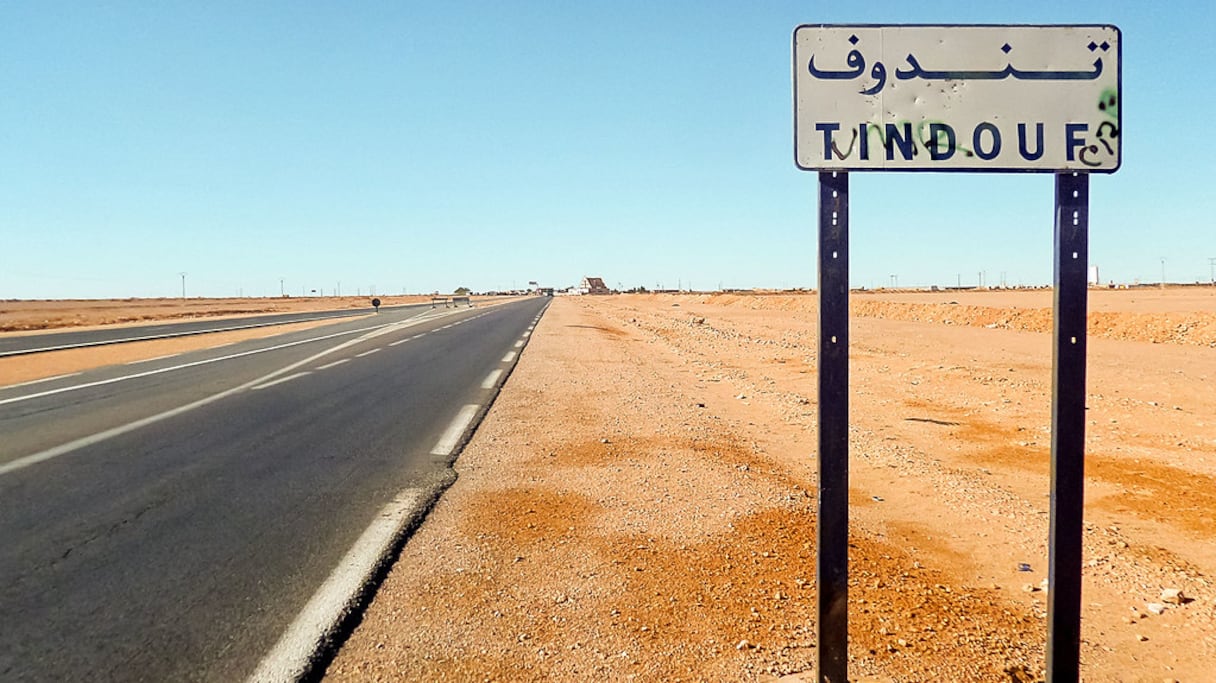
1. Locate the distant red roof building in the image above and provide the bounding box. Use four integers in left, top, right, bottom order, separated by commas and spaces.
579, 277, 611, 295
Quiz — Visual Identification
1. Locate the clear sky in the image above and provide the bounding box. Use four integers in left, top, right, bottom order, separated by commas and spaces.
2, 1, 1213, 298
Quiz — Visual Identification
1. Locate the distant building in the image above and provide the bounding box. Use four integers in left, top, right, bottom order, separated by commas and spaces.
578, 277, 611, 295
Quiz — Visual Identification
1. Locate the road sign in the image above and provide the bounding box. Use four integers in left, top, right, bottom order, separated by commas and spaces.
794, 25, 1121, 172
794, 23, 1119, 683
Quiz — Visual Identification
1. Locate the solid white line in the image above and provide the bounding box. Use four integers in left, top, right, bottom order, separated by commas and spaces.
251, 372, 311, 391
125, 353, 180, 365
316, 359, 350, 370
247, 488, 427, 683
430, 404, 480, 456
0, 372, 82, 391
355, 348, 381, 358
513, 340, 524, 348
502, 351, 517, 363
481, 369, 503, 389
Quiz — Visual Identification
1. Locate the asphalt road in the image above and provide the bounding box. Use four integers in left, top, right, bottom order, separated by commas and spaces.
0, 302, 434, 358
0, 296, 549, 682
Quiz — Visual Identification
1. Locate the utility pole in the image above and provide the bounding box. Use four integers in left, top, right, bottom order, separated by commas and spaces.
179, 272, 187, 298
1160, 257, 1166, 289
279, 278, 285, 297
1208, 257, 1215, 284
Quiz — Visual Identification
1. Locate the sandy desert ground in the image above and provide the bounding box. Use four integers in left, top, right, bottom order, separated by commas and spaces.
4, 289, 1214, 681
324, 288, 1215, 682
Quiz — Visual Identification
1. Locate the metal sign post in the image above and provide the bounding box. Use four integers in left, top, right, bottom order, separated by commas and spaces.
793, 24, 1121, 683
1047, 171, 1089, 679
817, 170, 850, 683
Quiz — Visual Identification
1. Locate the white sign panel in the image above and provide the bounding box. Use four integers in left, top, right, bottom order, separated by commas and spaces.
793, 25, 1121, 172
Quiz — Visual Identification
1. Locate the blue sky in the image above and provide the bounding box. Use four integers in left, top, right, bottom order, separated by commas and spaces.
2, 1, 1213, 298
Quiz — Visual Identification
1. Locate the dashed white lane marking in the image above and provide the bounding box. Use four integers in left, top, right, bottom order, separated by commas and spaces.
430, 404, 480, 456
317, 359, 350, 370
247, 487, 428, 683
502, 351, 517, 363
522, 331, 531, 338
250, 372, 311, 391
125, 353, 180, 365
411, 334, 425, 340
0, 302, 533, 478
513, 340, 524, 348
1, 372, 82, 391
388, 338, 411, 347
355, 348, 381, 358
481, 369, 503, 389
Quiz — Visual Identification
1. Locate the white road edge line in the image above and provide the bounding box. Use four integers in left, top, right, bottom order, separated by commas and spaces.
502, 351, 517, 363
481, 369, 503, 389
316, 359, 350, 370
430, 404, 480, 456
246, 487, 428, 683
355, 348, 381, 358
251, 372, 311, 391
